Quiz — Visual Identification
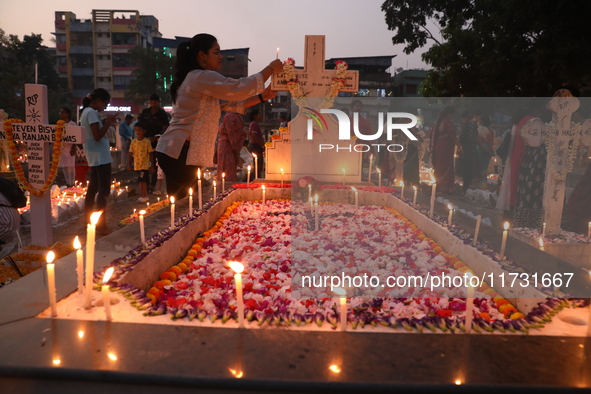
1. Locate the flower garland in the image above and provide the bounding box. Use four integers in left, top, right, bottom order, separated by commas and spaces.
282, 58, 348, 109
4, 118, 65, 196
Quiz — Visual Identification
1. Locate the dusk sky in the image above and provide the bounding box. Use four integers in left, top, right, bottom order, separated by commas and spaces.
0, 0, 430, 76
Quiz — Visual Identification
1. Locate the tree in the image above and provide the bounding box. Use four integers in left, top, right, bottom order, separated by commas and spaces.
124, 46, 174, 107
382, 0, 591, 96
0, 29, 71, 122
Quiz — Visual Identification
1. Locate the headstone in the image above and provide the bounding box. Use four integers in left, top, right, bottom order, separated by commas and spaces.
0, 84, 85, 246
267, 36, 361, 182
521, 94, 591, 235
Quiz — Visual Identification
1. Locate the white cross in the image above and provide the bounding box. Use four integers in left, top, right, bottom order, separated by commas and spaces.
0, 84, 85, 246
271, 36, 359, 98
521, 94, 591, 235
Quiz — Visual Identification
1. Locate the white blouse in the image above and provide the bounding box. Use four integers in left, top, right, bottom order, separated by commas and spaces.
156, 69, 264, 167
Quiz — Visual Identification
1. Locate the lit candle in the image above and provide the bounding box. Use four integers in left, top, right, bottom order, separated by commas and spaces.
139, 210, 146, 247
500, 221, 509, 260
253, 153, 258, 180
170, 196, 175, 228
308, 184, 312, 203
222, 172, 226, 191
334, 287, 347, 332
276, 47, 280, 59
280, 168, 284, 187
213, 180, 217, 200
309, 197, 313, 212
74, 236, 83, 295
133, 208, 136, 215
413, 186, 418, 205
400, 181, 405, 199
247, 165, 251, 185
46, 251, 57, 317
465, 272, 475, 334
197, 169, 203, 210
342, 168, 346, 185
429, 182, 437, 217
352, 187, 359, 207
538, 237, 545, 252
314, 194, 319, 231
368, 154, 374, 182
262, 184, 266, 204
377, 168, 382, 188
189, 188, 193, 214
228, 262, 245, 328
102, 267, 114, 321
447, 204, 453, 227
588, 222, 591, 238
85, 212, 102, 309
473, 215, 482, 245
542, 222, 546, 238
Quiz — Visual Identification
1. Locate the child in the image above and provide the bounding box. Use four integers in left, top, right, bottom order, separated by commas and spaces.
127, 122, 155, 203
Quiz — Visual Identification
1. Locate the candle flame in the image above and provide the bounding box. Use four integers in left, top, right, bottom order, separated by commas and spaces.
503, 221, 510, 231
139, 210, 146, 215
73, 236, 81, 249
333, 287, 346, 297
281, 168, 284, 173
413, 186, 417, 191
78, 331, 84, 338
329, 365, 341, 373
247, 165, 251, 171
447, 203, 453, 210
103, 267, 115, 284
189, 188, 193, 196
229, 368, 244, 378
314, 194, 318, 202
539, 237, 544, 248
197, 168, 201, 179
377, 167, 381, 174
351, 187, 357, 192
53, 359, 61, 366
228, 261, 244, 274
252, 153, 257, 158
170, 196, 175, 204
46, 251, 55, 264
342, 168, 346, 173
108, 353, 117, 361
455, 379, 462, 385
90, 211, 102, 225
262, 185, 265, 190
213, 180, 217, 187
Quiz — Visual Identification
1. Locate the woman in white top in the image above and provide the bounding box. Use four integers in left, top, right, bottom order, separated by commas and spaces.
156, 33, 283, 198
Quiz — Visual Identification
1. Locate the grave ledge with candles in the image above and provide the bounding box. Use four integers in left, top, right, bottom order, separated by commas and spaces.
1, 184, 591, 391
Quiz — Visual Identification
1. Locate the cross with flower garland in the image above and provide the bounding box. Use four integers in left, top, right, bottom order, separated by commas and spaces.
271, 36, 359, 101
0, 84, 85, 246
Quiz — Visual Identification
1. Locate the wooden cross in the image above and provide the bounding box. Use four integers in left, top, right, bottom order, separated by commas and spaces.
271, 35, 359, 99
0, 84, 85, 246
521, 94, 591, 235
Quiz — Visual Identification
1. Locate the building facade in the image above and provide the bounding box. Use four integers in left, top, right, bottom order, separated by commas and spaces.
54, 10, 162, 113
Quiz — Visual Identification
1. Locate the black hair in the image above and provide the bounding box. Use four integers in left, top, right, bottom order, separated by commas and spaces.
134, 122, 147, 131
149, 93, 160, 101
436, 106, 455, 123
249, 109, 260, 121
125, 114, 134, 120
60, 107, 72, 119
170, 33, 218, 103
82, 88, 111, 110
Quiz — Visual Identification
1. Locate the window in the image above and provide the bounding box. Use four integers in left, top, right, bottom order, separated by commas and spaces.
112, 54, 134, 68
114, 75, 134, 90
112, 33, 136, 46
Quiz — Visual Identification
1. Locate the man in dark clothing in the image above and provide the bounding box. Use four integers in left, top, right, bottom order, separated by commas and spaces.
139, 94, 169, 194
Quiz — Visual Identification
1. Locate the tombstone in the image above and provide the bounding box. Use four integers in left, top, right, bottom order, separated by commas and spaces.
267, 36, 361, 183
521, 94, 591, 235
0, 109, 9, 171
0, 84, 84, 246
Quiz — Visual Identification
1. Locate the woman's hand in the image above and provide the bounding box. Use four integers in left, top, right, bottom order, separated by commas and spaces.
261, 85, 278, 101
268, 59, 283, 73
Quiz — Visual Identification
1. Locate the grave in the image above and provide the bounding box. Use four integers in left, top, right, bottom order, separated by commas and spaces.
0, 84, 84, 246
267, 36, 362, 183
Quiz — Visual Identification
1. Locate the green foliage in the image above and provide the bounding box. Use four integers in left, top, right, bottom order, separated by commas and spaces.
0, 29, 71, 122
124, 46, 174, 107
382, 0, 591, 96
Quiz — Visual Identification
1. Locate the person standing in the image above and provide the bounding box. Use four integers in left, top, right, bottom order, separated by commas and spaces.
119, 114, 134, 171
139, 94, 169, 193
431, 106, 461, 193
127, 122, 155, 203
248, 109, 265, 178
216, 112, 245, 183
81, 89, 118, 234
57, 107, 77, 187
155, 33, 282, 199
